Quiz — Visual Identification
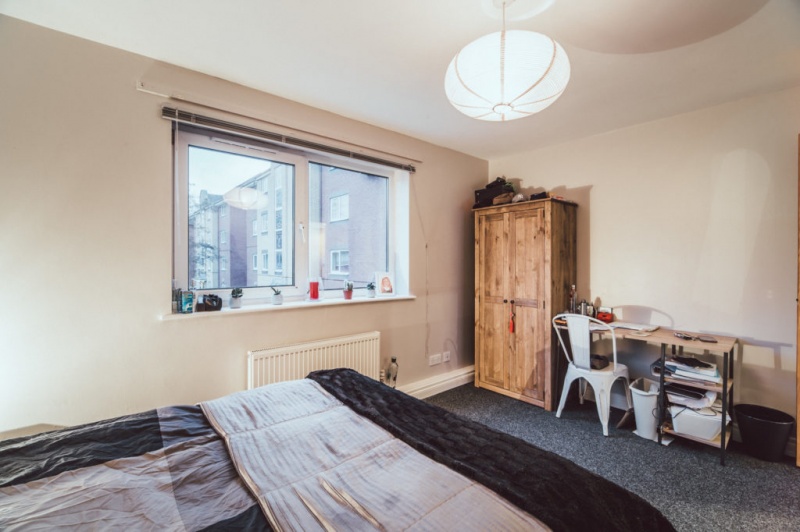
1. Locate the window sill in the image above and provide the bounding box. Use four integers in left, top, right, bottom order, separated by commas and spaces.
160, 294, 416, 321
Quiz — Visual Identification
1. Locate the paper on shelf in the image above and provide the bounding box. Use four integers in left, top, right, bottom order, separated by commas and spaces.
667, 390, 717, 409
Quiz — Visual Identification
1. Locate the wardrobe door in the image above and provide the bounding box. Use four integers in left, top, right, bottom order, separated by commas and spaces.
508, 207, 547, 402
476, 212, 509, 389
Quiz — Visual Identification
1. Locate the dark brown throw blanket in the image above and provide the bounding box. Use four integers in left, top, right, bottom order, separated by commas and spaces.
309, 368, 676, 532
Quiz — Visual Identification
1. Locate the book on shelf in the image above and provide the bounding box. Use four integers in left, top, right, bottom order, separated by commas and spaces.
651, 359, 722, 385
667, 367, 721, 384
665, 354, 718, 375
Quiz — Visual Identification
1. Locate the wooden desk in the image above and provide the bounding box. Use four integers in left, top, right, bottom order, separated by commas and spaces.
597, 324, 738, 465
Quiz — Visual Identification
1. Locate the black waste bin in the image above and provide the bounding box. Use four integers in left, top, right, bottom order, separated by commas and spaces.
735, 404, 795, 462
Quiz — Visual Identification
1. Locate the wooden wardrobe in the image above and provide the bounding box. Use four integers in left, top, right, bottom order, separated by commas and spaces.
474, 198, 577, 410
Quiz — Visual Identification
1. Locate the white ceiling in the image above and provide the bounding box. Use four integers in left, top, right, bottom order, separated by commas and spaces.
2, 0, 800, 160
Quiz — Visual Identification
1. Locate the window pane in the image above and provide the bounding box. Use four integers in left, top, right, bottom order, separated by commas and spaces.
187, 145, 294, 290
309, 163, 387, 289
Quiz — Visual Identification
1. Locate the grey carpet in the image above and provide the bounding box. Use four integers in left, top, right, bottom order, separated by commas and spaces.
426, 384, 800, 532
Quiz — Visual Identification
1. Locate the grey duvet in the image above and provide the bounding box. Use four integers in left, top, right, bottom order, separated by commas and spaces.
0, 368, 674, 531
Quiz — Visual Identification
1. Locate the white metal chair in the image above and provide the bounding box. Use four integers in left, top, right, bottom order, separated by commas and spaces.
552, 313, 633, 436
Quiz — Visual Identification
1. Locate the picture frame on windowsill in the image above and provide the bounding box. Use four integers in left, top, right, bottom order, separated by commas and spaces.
375, 272, 395, 297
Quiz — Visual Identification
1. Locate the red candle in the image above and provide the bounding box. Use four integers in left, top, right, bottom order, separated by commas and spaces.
309, 281, 319, 300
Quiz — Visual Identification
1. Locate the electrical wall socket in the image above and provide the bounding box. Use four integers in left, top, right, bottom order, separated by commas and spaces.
443, 351, 451, 362
429, 353, 442, 365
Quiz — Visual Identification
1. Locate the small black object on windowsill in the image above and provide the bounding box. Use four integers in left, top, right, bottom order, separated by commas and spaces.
196, 294, 222, 312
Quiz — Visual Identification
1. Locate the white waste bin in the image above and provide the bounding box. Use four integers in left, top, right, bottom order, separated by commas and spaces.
630, 378, 659, 441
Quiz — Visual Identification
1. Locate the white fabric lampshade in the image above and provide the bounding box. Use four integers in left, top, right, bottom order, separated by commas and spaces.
445, 29, 570, 121
223, 186, 259, 209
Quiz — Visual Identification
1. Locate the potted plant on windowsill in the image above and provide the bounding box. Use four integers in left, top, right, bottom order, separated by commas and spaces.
271, 286, 283, 305
366, 282, 376, 298
343, 281, 354, 300
230, 287, 243, 309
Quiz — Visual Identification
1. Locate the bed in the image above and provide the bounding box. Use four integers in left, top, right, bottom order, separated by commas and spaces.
0, 368, 674, 531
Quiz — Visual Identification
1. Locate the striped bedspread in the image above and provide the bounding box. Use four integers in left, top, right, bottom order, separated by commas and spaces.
0, 369, 675, 531
202, 378, 546, 531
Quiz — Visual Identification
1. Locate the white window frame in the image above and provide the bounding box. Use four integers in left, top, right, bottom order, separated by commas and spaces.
262, 251, 269, 272
173, 126, 409, 305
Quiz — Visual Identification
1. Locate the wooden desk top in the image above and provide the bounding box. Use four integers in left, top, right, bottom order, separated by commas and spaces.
598, 325, 738, 353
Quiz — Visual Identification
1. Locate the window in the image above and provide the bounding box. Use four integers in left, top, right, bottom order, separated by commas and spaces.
309, 163, 390, 292
330, 194, 349, 222
173, 123, 408, 303
260, 212, 269, 234
330, 250, 350, 274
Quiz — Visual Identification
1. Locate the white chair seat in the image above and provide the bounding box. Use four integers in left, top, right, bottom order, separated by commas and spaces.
553, 313, 633, 436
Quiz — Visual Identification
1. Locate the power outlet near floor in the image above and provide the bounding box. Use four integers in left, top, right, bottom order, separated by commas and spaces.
443, 351, 451, 362
429, 353, 442, 365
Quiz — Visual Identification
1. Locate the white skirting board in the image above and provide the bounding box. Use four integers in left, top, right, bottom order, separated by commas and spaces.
399, 365, 475, 400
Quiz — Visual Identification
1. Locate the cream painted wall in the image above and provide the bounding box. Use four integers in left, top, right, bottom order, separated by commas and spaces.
0, 16, 487, 432
491, 86, 800, 416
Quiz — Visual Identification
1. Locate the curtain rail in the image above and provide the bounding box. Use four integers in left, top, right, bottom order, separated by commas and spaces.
161, 107, 416, 173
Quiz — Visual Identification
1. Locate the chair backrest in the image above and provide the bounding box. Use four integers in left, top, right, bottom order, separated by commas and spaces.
552, 313, 617, 370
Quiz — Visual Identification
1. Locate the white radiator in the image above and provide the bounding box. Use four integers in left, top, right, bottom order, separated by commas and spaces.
247, 331, 381, 389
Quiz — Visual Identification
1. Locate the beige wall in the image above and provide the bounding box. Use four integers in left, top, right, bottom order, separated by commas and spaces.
0, 16, 487, 432
3, 13, 796, 432
491, 86, 800, 416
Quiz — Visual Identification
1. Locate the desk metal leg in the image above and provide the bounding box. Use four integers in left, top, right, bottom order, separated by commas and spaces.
719, 347, 732, 466
657, 343, 667, 444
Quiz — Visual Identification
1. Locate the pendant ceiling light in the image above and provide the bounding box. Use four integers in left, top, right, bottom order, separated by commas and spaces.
444, 0, 570, 122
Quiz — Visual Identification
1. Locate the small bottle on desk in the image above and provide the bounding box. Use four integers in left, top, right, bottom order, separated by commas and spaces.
569, 285, 577, 313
